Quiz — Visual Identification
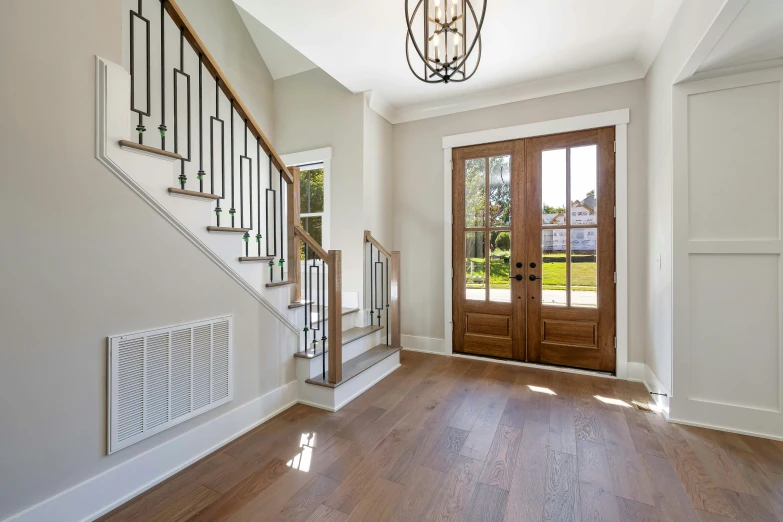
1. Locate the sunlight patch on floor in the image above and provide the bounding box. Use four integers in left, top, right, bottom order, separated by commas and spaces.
594, 395, 631, 408
528, 385, 557, 395
286, 432, 316, 472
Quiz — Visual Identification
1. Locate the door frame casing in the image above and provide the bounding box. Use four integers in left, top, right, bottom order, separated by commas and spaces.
442, 109, 630, 378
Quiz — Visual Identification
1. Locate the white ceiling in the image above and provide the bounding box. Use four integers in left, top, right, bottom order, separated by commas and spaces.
698, 0, 783, 73
233, 0, 683, 122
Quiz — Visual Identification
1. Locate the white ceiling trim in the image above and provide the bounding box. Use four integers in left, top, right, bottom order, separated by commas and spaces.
393, 61, 644, 124
674, 0, 748, 84
364, 91, 396, 125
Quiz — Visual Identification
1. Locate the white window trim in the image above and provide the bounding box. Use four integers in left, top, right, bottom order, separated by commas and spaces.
441, 110, 630, 379
282, 147, 332, 251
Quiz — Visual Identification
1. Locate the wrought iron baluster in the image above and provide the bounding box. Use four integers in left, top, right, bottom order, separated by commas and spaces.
159, 0, 167, 149
240, 120, 252, 253
279, 169, 285, 281
174, 25, 191, 189
322, 256, 327, 362
197, 53, 204, 192
229, 99, 235, 227
130, 0, 150, 144
303, 244, 309, 353
211, 76, 224, 224
266, 154, 276, 281
375, 248, 383, 327
386, 257, 390, 345
256, 138, 262, 256
369, 244, 374, 325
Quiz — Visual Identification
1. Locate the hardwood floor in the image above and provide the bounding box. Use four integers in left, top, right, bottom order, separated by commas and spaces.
98, 352, 783, 522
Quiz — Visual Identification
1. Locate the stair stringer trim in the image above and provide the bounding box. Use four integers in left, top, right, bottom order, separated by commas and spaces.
94, 55, 298, 337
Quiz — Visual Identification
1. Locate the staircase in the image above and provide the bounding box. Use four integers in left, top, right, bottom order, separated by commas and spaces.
97, 0, 401, 412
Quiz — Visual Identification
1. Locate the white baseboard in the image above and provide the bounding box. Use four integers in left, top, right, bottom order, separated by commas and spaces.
626, 362, 670, 420
5, 381, 298, 522
401, 334, 446, 354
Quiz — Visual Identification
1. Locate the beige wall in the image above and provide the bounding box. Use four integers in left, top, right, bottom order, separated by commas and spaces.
644, 0, 724, 392
392, 80, 648, 363
0, 1, 293, 520
273, 69, 369, 301
363, 99, 395, 248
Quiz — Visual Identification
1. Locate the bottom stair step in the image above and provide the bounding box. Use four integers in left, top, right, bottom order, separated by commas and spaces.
305, 345, 401, 388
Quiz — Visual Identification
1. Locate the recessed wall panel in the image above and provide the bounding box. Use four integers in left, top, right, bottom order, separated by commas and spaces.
689, 254, 780, 412
688, 82, 780, 241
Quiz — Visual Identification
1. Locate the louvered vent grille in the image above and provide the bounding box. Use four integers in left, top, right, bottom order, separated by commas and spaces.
108, 316, 233, 453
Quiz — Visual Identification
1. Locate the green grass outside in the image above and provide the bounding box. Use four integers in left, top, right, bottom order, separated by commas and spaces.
466, 253, 596, 291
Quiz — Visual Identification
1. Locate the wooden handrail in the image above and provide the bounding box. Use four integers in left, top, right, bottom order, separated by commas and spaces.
164, 0, 291, 184
295, 225, 328, 260
364, 230, 392, 258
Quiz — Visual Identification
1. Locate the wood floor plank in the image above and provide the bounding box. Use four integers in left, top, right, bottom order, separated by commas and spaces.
695, 510, 735, 522
478, 424, 524, 491
381, 399, 460, 485
543, 450, 581, 522
147, 486, 220, 522
577, 439, 621, 522
306, 504, 348, 522
463, 483, 510, 522
188, 458, 291, 521
719, 489, 779, 522
743, 436, 783, 476
226, 467, 314, 521
641, 454, 701, 522
421, 426, 470, 473
273, 474, 342, 522
344, 478, 406, 522
616, 497, 661, 522
625, 411, 666, 458
339, 406, 387, 443
323, 431, 409, 515
599, 411, 654, 506
384, 465, 446, 522
460, 396, 509, 461
679, 426, 761, 496
505, 421, 550, 522
650, 423, 735, 517
549, 399, 578, 456
425, 455, 484, 522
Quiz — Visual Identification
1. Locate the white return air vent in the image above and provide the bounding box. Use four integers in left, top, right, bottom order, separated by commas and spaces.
108, 315, 233, 453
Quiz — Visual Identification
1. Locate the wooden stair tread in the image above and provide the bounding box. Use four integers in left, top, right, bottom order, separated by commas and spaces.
266, 280, 295, 288
119, 140, 182, 161
305, 345, 401, 388
342, 325, 383, 345
207, 226, 251, 234
168, 188, 219, 200
292, 315, 378, 359
288, 301, 312, 309
238, 256, 275, 263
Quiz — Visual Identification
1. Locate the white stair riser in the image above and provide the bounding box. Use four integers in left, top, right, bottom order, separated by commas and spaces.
295, 329, 383, 380
297, 351, 400, 411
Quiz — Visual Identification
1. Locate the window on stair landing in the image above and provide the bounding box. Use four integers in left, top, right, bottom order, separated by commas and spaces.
299, 163, 325, 260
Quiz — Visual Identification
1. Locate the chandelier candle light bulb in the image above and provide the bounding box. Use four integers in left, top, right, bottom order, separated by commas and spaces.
406, 0, 486, 83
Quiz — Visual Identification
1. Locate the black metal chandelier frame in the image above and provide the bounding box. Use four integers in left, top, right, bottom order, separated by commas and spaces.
405, 0, 486, 84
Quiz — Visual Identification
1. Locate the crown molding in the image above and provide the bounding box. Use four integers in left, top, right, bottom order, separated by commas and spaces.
391, 61, 645, 124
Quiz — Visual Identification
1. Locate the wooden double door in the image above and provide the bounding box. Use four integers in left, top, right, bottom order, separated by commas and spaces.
452, 127, 616, 372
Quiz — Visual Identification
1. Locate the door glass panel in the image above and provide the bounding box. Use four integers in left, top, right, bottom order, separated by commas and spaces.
465, 231, 486, 300
465, 158, 486, 228
542, 149, 566, 226
489, 231, 511, 302
489, 155, 511, 227
570, 228, 597, 307
570, 145, 597, 225
541, 229, 566, 305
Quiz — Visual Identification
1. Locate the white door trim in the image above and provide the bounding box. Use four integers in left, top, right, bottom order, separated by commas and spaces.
442, 109, 630, 378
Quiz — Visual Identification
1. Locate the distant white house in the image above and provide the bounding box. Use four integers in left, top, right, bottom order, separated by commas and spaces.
542, 195, 597, 253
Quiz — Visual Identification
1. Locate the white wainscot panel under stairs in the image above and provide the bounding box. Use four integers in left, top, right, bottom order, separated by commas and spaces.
96, 56, 400, 414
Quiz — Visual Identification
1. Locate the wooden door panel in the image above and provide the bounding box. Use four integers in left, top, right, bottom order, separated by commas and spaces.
452, 140, 524, 360
466, 313, 510, 336
525, 127, 616, 372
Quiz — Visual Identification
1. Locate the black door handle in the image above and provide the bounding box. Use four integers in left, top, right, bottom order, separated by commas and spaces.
510, 274, 523, 281
529, 274, 542, 281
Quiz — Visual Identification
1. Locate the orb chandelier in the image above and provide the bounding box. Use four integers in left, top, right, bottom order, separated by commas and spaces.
405, 0, 486, 84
